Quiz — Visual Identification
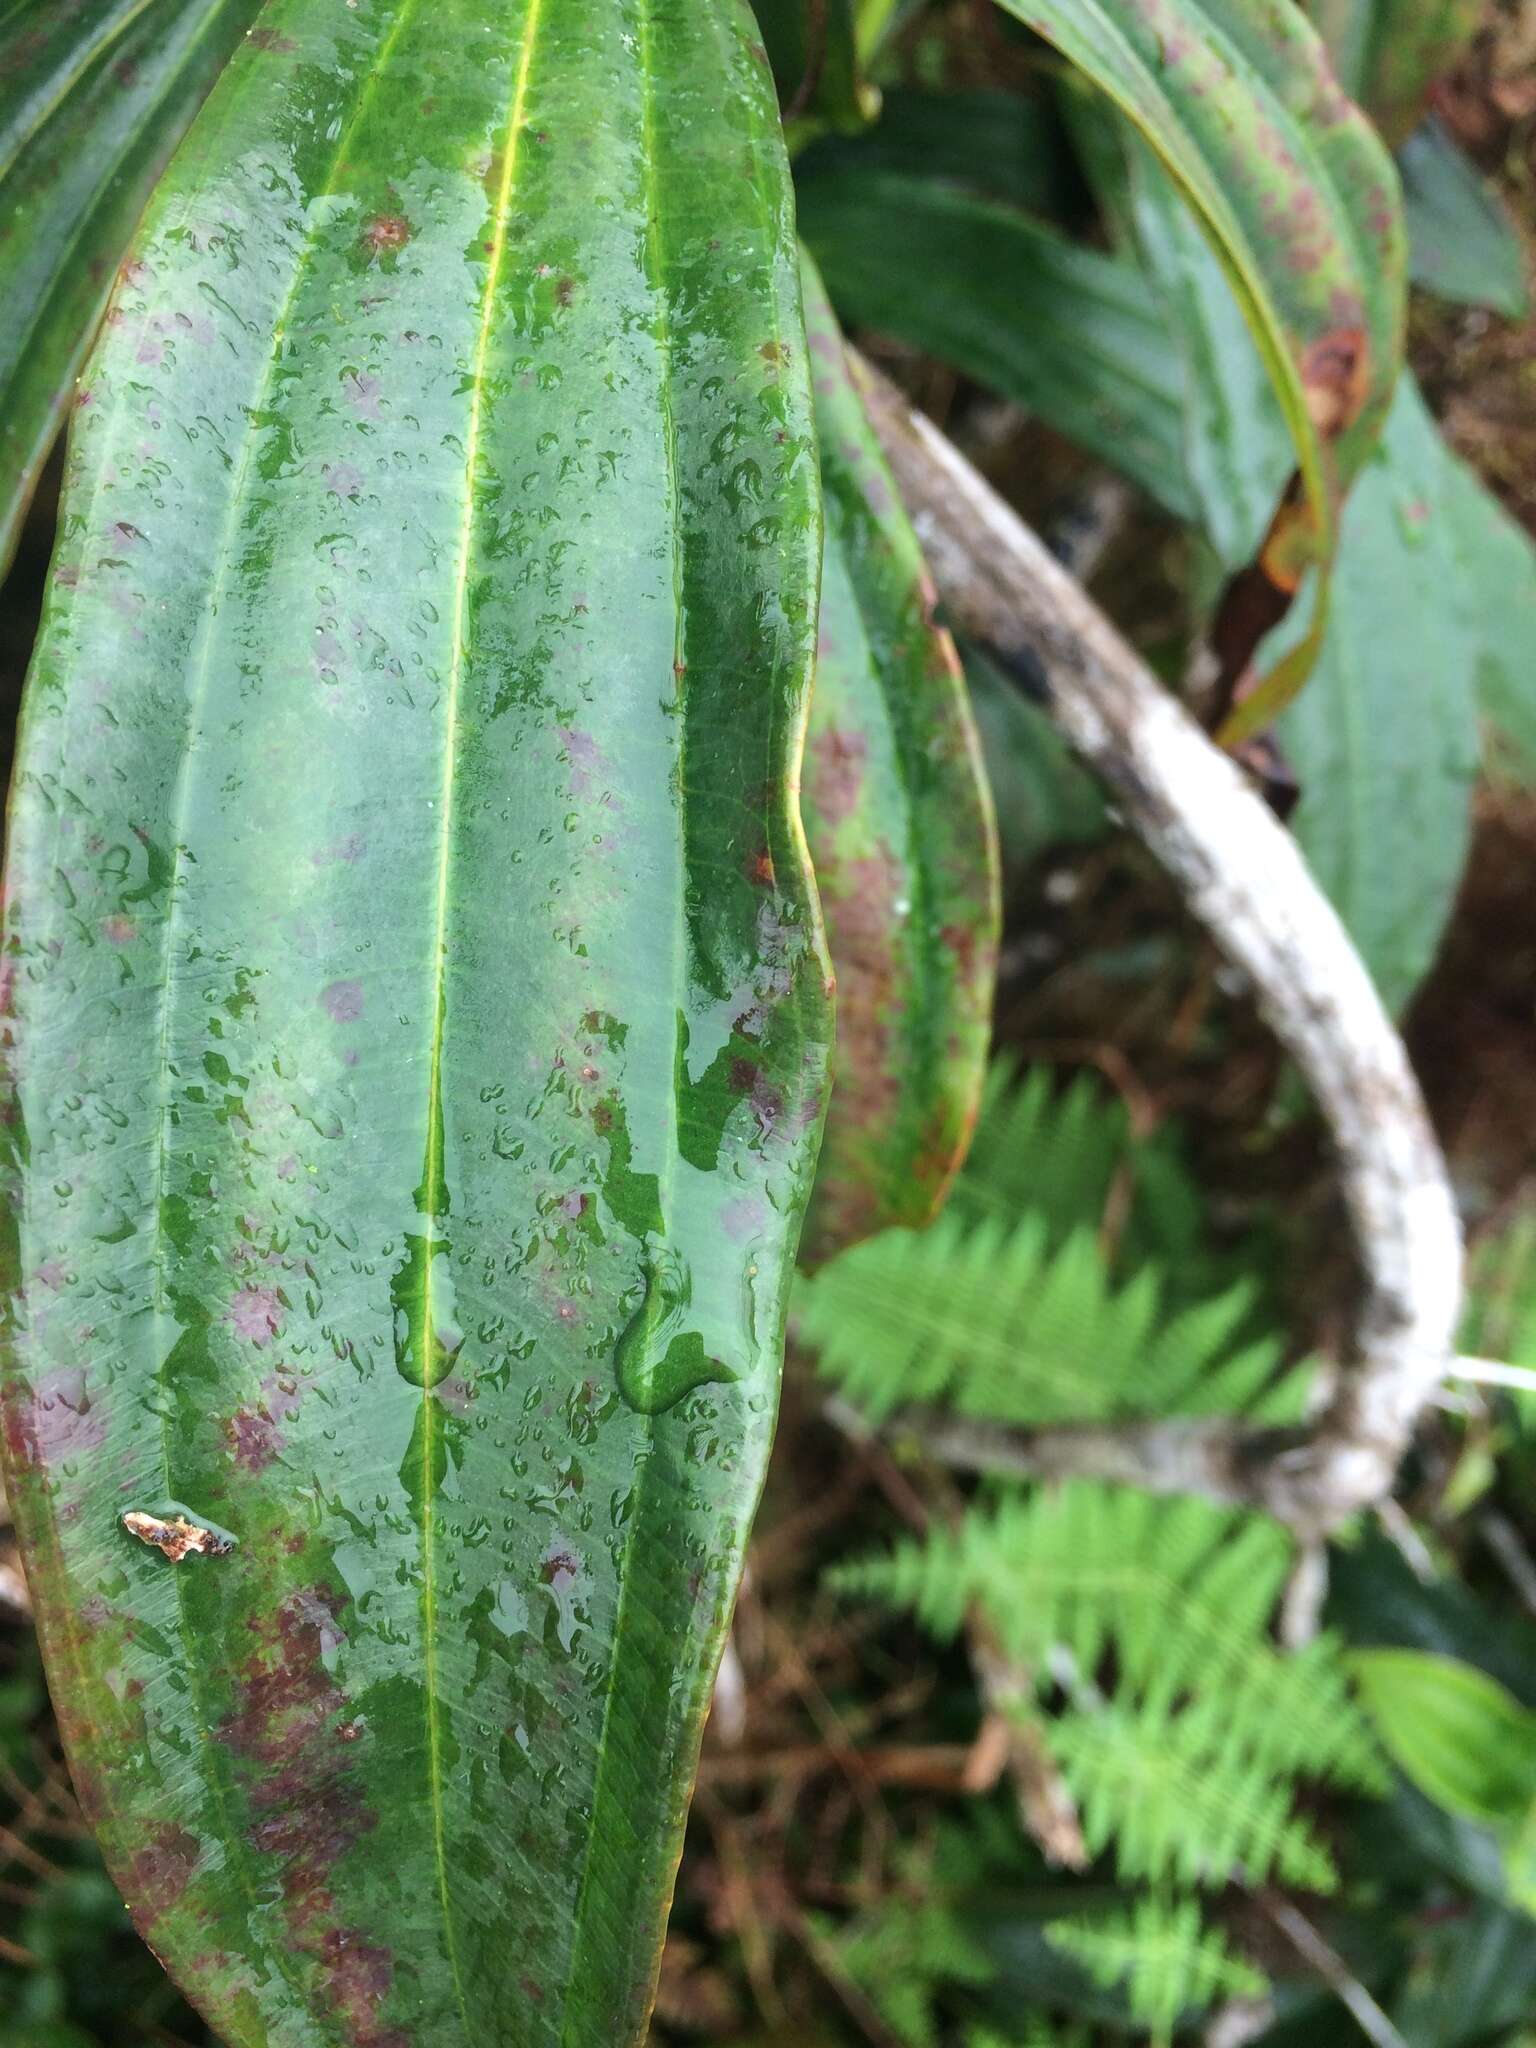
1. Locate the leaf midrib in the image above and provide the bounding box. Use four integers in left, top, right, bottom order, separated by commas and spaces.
415, 0, 549, 2026
557, 0, 678, 2013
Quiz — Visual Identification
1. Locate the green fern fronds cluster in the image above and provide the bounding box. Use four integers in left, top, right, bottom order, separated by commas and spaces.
954, 1059, 1263, 1311
813, 1819, 1008, 2048
1049, 1703, 1336, 1890
830, 1481, 1384, 1795
807, 1062, 1386, 2040
1045, 1896, 1265, 2040
828, 1895, 994, 2048
827, 1487, 1382, 2028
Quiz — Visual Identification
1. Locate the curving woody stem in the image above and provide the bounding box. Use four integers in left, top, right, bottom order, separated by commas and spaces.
853, 356, 1463, 1542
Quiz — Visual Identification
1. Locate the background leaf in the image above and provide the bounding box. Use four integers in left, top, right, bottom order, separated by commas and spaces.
798, 257, 999, 1264
0, 0, 263, 583
1350, 1651, 1536, 1825
796, 167, 1196, 519
1400, 117, 1531, 320
1440, 448, 1536, 780
1071, 102, 1293, 572
0, 3, 830, 2042
1273, 379, 1480, 1014
750, 0, 870, 140
793, 85, 1081, 217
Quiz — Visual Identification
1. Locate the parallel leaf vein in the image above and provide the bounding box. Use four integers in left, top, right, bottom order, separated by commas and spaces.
143, 0, 425, 2004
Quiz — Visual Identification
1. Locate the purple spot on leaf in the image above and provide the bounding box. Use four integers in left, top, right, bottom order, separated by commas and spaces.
321, 980, 364, 1023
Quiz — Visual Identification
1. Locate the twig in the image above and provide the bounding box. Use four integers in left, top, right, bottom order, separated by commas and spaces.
854, 358, 1463, 1540
1451, 1355, 1536, 1394
1256, 1891, 1408, 2048
697, 1742, 975, 1790
1279, 1542, 1329, 1651
1480, 1511, 1536, 1622
1374, 1498, 1438, 1586
967, 1629, 1088, 1868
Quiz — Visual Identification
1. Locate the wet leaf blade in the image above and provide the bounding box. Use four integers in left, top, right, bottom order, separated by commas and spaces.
798, 254, 1000, 1263
0, 5, 830, 2045
0, 0, 263, 582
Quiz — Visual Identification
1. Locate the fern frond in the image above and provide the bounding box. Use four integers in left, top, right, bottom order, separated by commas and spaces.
1046, 1895, 1264, 2040
955, 1060, 1133, 1237
830, 1482, 1382, 1791
834, 1907, 993, 2048
1048, 1703, 1337, 1890
955, 1060, 1266, 1311
798, 1210, 1305, 1429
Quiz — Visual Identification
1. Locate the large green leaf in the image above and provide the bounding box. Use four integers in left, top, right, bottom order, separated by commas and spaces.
796, 168, 1197, 520
798, 255, 998, 1265
1274, 380, 1479, 1014
0, 4, 831, 2044
0, 0, 263, 583
991, 0, 1407, 735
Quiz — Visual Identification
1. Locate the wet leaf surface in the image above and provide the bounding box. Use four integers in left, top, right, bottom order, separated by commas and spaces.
0, 3, 831, 2042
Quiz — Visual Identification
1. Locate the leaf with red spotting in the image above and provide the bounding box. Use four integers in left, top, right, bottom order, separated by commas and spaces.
798, 253, 1000, 1266
0, 0, 264, 583
991, 0, 1406, 735
0, 3, 830, 2043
